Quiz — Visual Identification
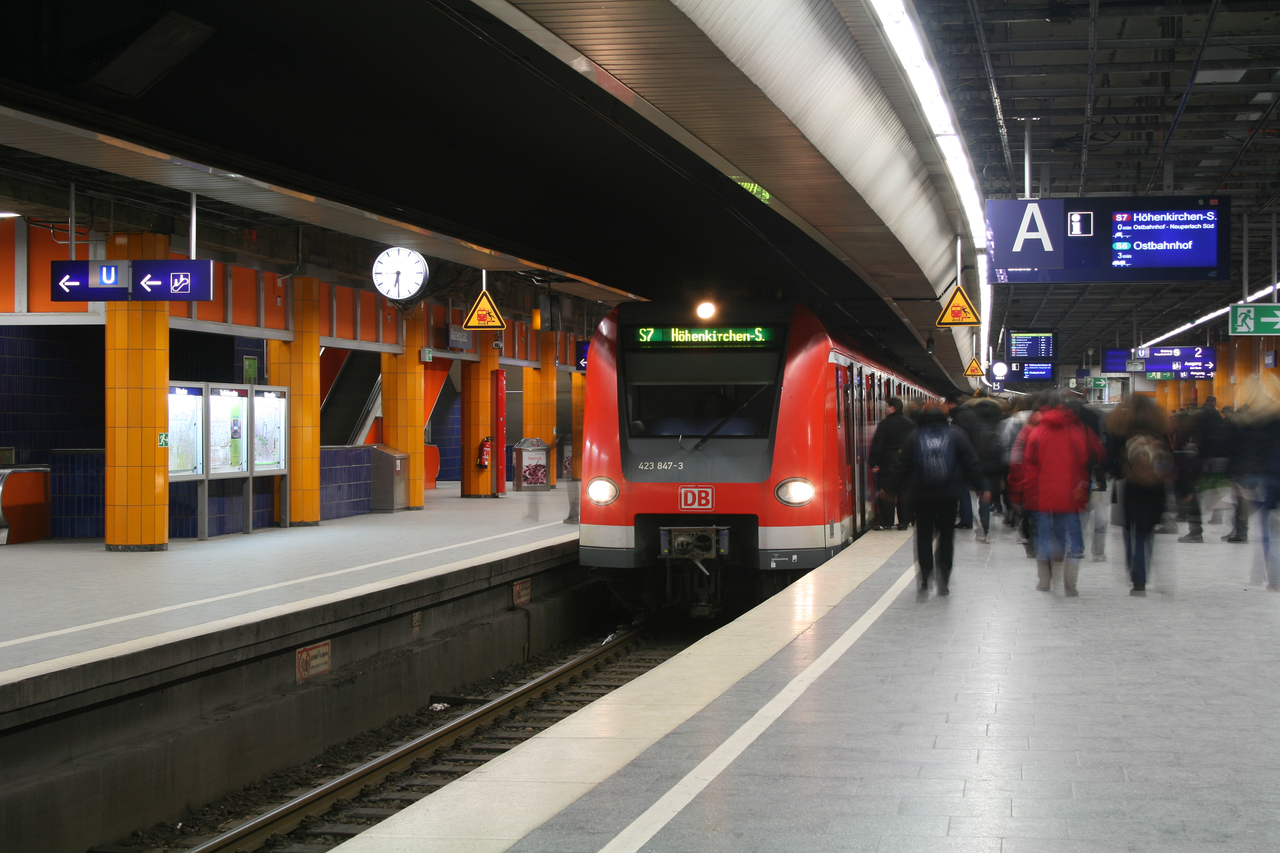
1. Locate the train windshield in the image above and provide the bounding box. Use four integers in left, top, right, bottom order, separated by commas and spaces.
620, 347, 782, 438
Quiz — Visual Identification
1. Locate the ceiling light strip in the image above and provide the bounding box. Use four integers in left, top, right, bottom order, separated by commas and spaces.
1140, 280, 1278, 348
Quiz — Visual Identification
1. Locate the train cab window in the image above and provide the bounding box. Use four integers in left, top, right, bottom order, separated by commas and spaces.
620, 348, 782, 438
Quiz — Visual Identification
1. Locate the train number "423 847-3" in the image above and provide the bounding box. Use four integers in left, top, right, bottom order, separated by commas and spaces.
637, 461, 684, 470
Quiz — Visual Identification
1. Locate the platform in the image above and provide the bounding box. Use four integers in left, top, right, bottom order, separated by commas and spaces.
336, 513, 1280, 853
0, 483, 578, 683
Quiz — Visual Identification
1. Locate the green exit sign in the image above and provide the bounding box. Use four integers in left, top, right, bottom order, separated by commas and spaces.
1146, 371, 1174, 380
1089, 377, 1107, 388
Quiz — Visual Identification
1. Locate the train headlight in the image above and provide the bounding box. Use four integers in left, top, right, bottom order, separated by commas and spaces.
586, 477, 619, 506
774, 478, 815, 507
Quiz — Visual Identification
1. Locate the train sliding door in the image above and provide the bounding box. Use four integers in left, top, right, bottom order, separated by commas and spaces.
854, 366, 867, 531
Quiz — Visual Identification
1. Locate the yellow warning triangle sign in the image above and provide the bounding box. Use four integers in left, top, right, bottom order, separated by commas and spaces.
963, 357, 984, 377
462, 290, 506, 330
936, 285, 981, 327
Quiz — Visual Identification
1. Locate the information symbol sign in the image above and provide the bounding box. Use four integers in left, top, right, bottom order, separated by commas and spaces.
171, 272, 191, 293
1235, 307, 1254, 333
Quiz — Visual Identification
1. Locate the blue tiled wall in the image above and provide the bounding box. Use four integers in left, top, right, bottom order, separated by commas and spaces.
0, 326, 106, 465
50, 450, 105, 538
430, 385, 462, 481
170, 478, 278, 538
321, 445, 372, 519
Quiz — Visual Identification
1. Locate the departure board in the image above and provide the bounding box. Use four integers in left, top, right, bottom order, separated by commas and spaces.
1007, 331, 1055, 360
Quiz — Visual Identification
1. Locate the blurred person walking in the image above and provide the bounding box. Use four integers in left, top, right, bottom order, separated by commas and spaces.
943, 393, 981, 530
1106, 396, 1173, 595
895, 403, 989, 596
1022, 392, 1105, 596
1220, 375, 1280, 589
869, 397, 915, 530
964, 392, 1008, 542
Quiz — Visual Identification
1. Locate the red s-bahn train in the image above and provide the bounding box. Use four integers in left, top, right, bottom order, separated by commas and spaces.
579, 300, 935, 615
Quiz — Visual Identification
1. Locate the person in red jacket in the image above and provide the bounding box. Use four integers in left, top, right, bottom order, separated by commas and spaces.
1021, 393, 1105, 595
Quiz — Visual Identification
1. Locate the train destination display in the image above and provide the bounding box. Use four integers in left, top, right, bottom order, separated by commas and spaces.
633, 327, 780, 345
986, 196, 1230, 284
1007, 330, 1055, 360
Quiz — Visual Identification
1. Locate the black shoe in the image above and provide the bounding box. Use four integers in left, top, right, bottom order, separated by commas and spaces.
1226, 533, 1248, 543
956, 524, 972, 530
1177, 533, 1203, 543
897, 524, 909, 530
1130, 585, 1146, 596
937, 582, 950, 596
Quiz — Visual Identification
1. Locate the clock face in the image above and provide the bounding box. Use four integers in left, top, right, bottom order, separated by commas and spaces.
371, 247, 428, 300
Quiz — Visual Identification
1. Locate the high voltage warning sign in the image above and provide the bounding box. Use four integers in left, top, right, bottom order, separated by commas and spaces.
936, 285, 981, 327
963, 358, 984, 377
462, 290, 506, 330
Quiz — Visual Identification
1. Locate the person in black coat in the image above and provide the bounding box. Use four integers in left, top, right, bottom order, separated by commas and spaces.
944, 393, 983, 529
869, 397, 915, 530
894, 404, 989, 596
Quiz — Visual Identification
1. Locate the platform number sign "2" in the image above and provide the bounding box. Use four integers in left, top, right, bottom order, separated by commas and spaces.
678, 485, 714, 511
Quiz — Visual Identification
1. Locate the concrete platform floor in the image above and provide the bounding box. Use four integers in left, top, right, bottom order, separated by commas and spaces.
0, 483, 578, 682
336, 507, 1280, 853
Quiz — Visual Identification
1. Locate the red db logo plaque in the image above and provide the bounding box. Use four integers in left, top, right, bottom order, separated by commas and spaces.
678, 485, 714, 511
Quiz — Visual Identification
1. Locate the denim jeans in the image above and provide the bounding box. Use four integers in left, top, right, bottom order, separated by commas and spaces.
1036, 511, 1084, 562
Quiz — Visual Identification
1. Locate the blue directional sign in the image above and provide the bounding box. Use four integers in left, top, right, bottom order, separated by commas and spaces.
130, 260, 214, 301
50, 261, 132, 302
1102, 346, 1215, 378
575, 341, 589, 371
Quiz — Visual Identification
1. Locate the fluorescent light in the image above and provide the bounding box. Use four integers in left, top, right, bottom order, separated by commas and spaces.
0, 212, 20, 218
869, 0, 954, 135
1140, 281, 1278, 348
936, 135, 987, 250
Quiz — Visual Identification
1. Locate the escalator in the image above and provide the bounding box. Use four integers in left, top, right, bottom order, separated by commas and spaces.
320, 350, 383, 446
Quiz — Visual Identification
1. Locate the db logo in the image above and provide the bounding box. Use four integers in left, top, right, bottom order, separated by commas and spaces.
678, 485, 714, 511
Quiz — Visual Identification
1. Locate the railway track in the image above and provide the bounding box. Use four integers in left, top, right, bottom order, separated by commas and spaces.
97, 626, 697, 853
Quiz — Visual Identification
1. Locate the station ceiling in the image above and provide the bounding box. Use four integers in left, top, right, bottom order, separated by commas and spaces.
0, 1, 969, 393
917, 0, 1280, 366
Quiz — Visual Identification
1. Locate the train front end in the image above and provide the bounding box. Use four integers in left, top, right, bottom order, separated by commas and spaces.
580, 301, 833, 615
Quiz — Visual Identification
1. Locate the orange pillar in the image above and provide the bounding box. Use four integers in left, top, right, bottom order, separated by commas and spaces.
462, 330, 500, 497
571, 371, 586, 481
1154, 381, 1170, 413
380, 305, 425, 508
267, 277, 322, 524
105, 233, 170, 551
522, 330, 559, 487
1214, 342, 1233, 407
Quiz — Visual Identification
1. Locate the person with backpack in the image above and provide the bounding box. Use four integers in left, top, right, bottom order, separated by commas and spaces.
1021, 392, 1105, 596
894, 402, 989, 596
1105, 395, 1173, 595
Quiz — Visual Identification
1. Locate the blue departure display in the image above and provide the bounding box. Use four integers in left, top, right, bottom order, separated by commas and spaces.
1111, 211, 1218, 269
988, 361, 1055, 383
987, 196, 1230, 284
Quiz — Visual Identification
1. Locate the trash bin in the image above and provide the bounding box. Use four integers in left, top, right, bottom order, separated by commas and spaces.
370, 445, 409, 511
558, 433, 573, 481
0, 465, 50, 545
512, 438, 551, 491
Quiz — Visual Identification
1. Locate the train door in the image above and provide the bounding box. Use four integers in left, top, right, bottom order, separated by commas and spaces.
834, 365, 852, 546
854, 366, 867, 531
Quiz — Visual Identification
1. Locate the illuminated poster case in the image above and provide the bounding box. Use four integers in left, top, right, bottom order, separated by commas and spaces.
209, 385, 250, 478
252, 386, 289, 475
168, 384, 206, 481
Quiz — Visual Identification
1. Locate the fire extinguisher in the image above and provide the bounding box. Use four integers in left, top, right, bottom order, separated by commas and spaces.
477, 436, 492, 469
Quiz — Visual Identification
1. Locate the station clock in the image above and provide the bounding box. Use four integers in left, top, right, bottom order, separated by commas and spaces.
371, 247, 429, 301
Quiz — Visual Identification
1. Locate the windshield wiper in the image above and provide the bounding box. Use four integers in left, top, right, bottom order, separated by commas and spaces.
691, 382, 775, 452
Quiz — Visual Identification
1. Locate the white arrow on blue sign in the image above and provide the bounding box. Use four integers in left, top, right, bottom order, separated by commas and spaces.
130, 260, 214, 301
49, 261, 132, 302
